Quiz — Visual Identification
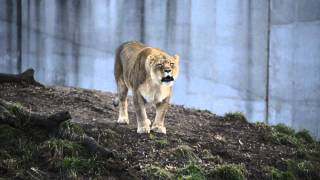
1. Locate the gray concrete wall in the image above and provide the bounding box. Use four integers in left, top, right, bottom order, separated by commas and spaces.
0, 0, 319, 138
269, 0, 320, 137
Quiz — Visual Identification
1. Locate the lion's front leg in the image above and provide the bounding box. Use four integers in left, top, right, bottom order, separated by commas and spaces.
151, 97, 169, 134
133, 91, 151, 133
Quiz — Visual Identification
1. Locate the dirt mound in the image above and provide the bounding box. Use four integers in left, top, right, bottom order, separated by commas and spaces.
0, 82, 319, 180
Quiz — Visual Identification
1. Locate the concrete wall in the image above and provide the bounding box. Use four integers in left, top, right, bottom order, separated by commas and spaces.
0, 0, 319, 138
269, 0, 320, 137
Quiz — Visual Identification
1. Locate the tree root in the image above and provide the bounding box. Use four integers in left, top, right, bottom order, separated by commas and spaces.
0, 68, 44, 87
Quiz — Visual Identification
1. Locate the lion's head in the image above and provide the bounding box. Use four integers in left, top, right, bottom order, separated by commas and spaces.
146, 52, 179, 86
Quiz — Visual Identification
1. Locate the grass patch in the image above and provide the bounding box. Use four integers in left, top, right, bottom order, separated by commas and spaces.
41, 138, 85, 159
255, 122, 270, 128
40, 138, 109, 178
263, 166, 295, 180
143, 165, 173, 180
97, 128, 120, 146
259, 123, 316, 148
7, 102, 24, 114
285, 159, 320, 180
201, 149, 222, 163
155, 139, 169, 148
59, 120, 84, 136
149, 133, 156, 140
208, 163, 247, 180
295, 129, 314, 144
176, 162, 206, 180
0, 124, 20, 144
273, 124, 295, 136
172, 145, 200, 162
224, 112, 247, 122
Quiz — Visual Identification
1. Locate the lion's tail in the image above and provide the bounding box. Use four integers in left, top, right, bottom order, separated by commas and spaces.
114, 44, 123, 83
113, 43, 125, 107
113, 97, 119, 107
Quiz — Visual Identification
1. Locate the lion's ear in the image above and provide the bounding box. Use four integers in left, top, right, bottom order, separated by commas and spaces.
174, 54, 179, 63
146, 54, 155, 65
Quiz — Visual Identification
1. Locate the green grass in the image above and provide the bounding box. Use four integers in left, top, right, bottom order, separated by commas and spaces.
7, 102, 24, 114
201, 149, 222, 163
172, 145, 200, 162
273, 124, 295, 136
285, 159, 320, 180
97, 128, 120, 146
295, 129, 314, 144
41, 137, 109, 177
176, 162, 206, 180
224, 112, 247, 122
263, 166, 295, 180
208, 163, 247, 180
0, 124, 20, 144
42, 138, 85, 158
143, 165, 174, 180
155, 139, 169, 148
59, 120, 84, 136
259, 123, 316, 148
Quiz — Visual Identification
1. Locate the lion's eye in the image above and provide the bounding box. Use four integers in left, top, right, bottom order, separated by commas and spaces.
170, 63, 174, 67
156, 64, 163, 68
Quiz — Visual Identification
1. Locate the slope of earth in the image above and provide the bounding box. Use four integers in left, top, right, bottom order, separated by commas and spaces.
0, 82, 319, 180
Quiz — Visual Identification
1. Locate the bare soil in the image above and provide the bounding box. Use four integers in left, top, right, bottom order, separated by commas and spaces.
0, 82, 319, 179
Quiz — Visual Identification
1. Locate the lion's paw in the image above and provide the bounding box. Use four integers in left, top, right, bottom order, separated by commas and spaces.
117, 117, 129, 124
137, 126, 150, 134
151, 125, 166, 134
137, 119, 151, 134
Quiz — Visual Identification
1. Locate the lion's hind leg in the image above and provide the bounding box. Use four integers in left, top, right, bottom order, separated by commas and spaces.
116, 78, 129, 124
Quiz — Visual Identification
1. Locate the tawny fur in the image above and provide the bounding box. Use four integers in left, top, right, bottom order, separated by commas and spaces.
114, 41, 179, 134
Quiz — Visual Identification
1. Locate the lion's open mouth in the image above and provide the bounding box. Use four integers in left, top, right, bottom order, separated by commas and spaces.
161, 76, 174, 83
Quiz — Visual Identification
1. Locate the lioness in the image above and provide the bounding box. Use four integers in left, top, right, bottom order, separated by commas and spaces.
113, 41, 179, 134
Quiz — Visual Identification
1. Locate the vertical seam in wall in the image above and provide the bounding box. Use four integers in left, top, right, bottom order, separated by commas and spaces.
265, 0, 271, 124
140, 0, 145, 43
185, 0, 191, 91
165, 0, 169, 50
17, 0, 22, 73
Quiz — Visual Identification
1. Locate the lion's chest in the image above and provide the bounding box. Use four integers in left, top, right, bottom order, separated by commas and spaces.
139, 83, 171, 103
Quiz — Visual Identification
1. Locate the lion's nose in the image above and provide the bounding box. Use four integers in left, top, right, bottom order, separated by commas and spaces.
164, 69, 171, 73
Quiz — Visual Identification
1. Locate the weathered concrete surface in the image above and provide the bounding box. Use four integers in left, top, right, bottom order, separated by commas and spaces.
0, 0, 319, 138
269, 0, 320, 138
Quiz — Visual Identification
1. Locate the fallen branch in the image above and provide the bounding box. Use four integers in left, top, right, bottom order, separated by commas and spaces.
0, 99, 70, 132
59, 128, 115, 158
0, 68, 44, 87
0, 99, 115, 158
